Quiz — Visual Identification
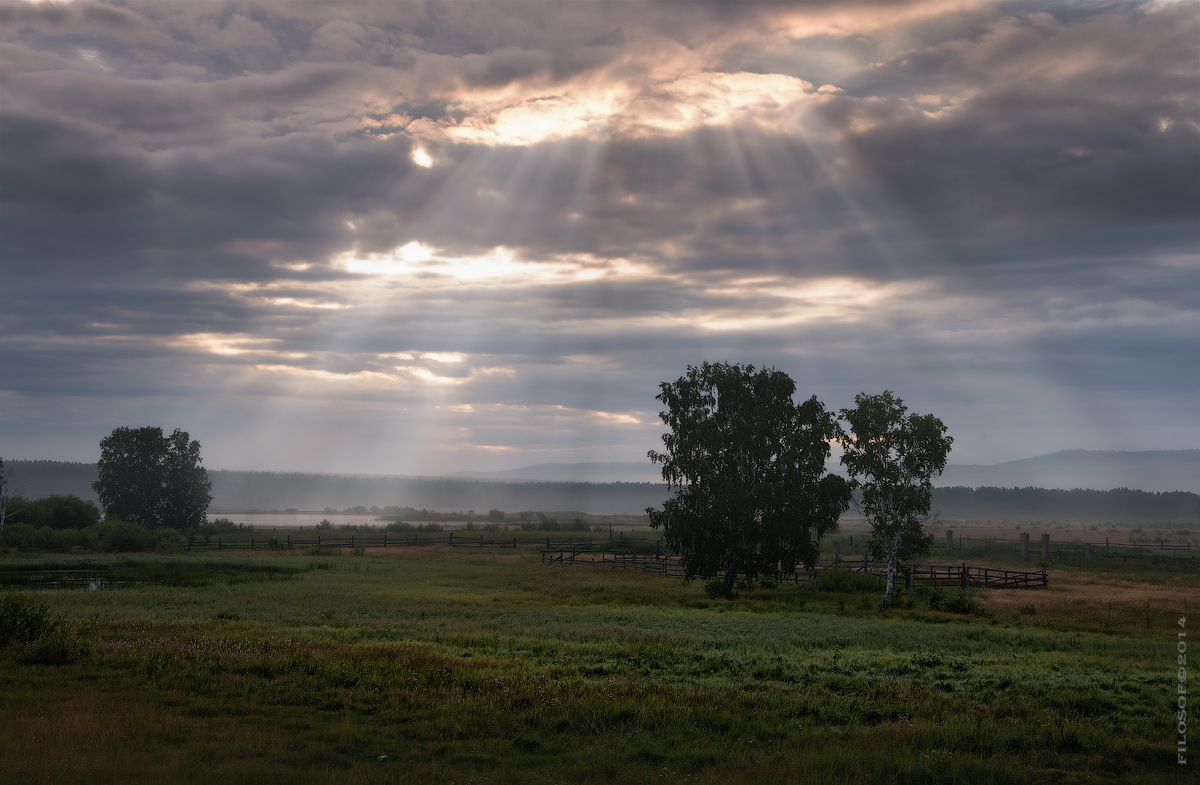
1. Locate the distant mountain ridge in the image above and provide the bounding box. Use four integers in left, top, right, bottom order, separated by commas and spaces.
451, 450, 1200, 493
934, 449, 1200, 494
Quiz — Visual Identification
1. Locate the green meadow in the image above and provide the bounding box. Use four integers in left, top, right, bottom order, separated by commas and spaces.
1, 543, 1195, 784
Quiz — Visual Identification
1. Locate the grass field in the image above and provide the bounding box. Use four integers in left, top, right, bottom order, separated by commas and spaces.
1, 542, 1196, 784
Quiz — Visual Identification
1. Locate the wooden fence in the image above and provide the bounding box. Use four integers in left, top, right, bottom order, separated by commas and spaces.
541, 550, 1048, 589
184, 532, 602, 552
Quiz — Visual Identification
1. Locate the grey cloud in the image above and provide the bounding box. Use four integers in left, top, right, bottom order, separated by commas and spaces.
1, 0, 1196, 473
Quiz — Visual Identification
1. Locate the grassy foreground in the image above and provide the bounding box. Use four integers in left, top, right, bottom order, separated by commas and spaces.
1, 547, 1195, 784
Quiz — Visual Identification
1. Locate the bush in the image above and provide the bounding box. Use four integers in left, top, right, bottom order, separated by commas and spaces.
0, 592, 59, 647
814, 570, 883, 594
24, 626, 89, 665
40, 495, 102, 529
201, 518, 250, 536
156, 528, 182, 553
90, 518, 157, 552
704, 578, 733, 599
927, 588, 983, 615
910, 646, 944, 668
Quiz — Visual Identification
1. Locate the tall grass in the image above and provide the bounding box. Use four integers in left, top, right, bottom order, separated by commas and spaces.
0, 548, 1193, 784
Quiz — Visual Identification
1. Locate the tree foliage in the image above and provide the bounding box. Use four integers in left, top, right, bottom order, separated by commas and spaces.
92, 427, 212, 531
647, 362, 852, 595
837, 391, 953, 610
8, 495, 101, 530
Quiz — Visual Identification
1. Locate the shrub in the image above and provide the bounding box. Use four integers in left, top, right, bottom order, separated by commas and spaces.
201, 518, 250, 536
927, 588, 983, 614
156, 528, 182, 553
943, 592, 983, 615
24, 626, 89, 665
0, 592, 60, 647
40, 495, 102, 530
90, 518, 157, 552
814, 570, 882, 594
910, 646, 944, 668
704, 578, 733, 599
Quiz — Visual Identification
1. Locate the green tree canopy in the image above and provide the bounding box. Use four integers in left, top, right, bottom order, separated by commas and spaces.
838, 391, 953, 611
92, 427, 213, 531
12, 495, 101, 530
648, 362, 852, 595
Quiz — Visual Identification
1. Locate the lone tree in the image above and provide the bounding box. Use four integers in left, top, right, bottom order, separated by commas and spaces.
648, 362, 852, 596
838, 391, 953, 611
93, 427, 213, 531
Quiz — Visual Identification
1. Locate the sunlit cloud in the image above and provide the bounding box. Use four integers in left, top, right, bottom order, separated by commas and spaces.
409, 71, 823, 147
334, 243, 659, 286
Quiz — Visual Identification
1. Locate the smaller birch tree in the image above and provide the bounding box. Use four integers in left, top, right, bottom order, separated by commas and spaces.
838, 392, 952, 611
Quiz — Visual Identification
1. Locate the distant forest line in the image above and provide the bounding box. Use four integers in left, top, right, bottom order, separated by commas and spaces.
5, 460, 1199, 522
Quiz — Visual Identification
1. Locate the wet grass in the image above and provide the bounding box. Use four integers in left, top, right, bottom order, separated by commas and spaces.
0, 547, 1194, 784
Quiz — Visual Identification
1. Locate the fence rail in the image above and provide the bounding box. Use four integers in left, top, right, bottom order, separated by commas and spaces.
540, 551, 1048, 589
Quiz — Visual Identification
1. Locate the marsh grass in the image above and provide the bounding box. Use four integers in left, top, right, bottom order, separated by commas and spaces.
0, 547, 1194, 784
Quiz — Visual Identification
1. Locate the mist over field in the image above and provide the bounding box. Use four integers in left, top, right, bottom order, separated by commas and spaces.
7, 450, 1198, 521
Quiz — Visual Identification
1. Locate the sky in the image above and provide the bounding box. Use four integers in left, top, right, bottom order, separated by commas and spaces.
1, 0, 1197, 476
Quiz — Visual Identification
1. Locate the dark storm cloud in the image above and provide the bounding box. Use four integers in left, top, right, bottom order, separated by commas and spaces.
1, 0, 1195, 473
830, 4, 1199, 252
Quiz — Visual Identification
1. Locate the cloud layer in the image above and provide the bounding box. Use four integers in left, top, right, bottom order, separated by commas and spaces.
2, 0, 1197, 474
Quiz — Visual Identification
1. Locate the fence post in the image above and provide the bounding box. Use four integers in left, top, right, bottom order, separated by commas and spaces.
1041, 533, 1050, 562
1020, 532, 1029, 561
383, 534, 387, 547
449, 532, 454, 546
834, 542, 841, 565
318, 535, 321, 546
351, 535, 354, 548
960, 562, 967, 588
251, 537, 254, 549
1086, 543, 1093, 561
946, 530, 953, 554
218, 538, 221, 551
287, 534, 290, 548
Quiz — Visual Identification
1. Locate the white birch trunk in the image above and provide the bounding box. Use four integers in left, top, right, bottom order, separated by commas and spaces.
881, 534, 899, 611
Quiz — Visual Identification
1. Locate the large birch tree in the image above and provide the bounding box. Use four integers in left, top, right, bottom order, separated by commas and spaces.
648, 362, 852, 596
